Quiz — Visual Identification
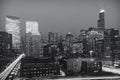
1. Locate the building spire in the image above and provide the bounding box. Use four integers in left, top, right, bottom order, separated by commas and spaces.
100, 9, 105, 13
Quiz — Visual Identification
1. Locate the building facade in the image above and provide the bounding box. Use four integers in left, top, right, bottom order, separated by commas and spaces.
24, 21, 41, 57
5, 16, 21, 49
25, 33, 41, 57
0, 31, 12, 57
48, 32, 58, 45
26, 21, 40, 35
79, 29, 86, 41
97, 9, 105, 30
20, 57, 60, 78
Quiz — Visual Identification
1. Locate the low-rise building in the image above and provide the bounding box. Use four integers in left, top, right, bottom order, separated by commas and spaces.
20, 57, 60, 78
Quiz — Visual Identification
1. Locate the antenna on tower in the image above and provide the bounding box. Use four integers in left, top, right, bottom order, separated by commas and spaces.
100, 9, 105, 13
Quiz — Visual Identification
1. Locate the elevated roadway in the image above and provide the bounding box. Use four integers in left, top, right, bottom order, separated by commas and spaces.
0, 53, 25, 80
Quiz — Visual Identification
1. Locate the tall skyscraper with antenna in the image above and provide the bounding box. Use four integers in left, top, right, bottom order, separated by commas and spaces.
97, 9, 105, 30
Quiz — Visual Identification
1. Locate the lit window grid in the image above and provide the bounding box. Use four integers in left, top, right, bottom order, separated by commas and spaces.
5, 17, 21, 48
26, 21, 40, 35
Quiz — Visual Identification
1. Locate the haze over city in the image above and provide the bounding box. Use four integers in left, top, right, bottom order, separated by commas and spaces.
0, 0, 120, 36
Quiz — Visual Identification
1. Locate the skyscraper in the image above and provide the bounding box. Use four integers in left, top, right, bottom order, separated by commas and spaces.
97, 9, 105, 30
0, 31, 12, 56
66, 32, 74, 48
48, 32, 54, 44
5, 16, 21, 49
25, 21, 41, 57
26, 21, 40, 35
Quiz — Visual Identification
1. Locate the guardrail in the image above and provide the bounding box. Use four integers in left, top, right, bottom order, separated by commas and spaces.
0, 53, 25, 80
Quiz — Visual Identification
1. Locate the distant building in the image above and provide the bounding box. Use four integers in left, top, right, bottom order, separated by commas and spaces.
54, 32, 59, 44
86, 28, 100, 51
25, 21, 41, 57
48, 32, 54, 44
5, 16, 21, 49
97, 9, 105, 30
66, 32, 74, 47
0, 31, 12, 57
104, 28, 119, 60
72, 42, 83, 54
114, 37, 120, 60
32, 35, 41, 57
43, 44, 58, 57
79, 29, 86, 41
24, 33, 32, 56
57, 35, 64, 54
48, 32, 58, 44
25, 32, 41, 57
0, 32, 13, 72
43, 44, 50, 57
62, 58, 102, 75
21, 36, 26, 53
95, 39, 104, 59
26, 21, 40, 35
96, 28, 120, 60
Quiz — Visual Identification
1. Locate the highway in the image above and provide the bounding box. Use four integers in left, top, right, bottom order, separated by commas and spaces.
50, 66, 120, 80
51, 76, 120, 80
102, 66, 120, 75
0, 53, 25, 80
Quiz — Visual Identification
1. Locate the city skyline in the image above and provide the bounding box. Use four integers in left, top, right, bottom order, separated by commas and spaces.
0, 0, 120, 36
1, 0, 120, 79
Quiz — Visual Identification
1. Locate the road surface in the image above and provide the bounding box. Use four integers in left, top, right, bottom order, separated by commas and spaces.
0, 54, 25, 80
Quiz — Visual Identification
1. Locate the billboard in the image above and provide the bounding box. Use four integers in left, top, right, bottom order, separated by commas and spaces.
5, 16, 21, 49
26, 21, 40, 35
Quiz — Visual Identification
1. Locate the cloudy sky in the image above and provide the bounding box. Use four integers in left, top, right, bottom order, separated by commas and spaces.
0, 0, 120, 36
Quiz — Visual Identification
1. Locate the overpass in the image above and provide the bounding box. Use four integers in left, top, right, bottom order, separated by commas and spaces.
0, 53, 25, 80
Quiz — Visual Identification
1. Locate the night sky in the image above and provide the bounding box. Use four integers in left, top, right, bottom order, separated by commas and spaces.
0, 0, 120, 36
